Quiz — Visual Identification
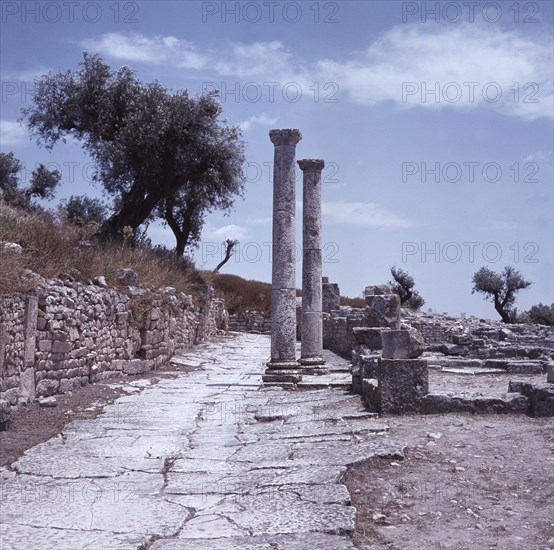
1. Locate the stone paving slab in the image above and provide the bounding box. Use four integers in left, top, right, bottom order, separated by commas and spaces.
0, 334, 405, 549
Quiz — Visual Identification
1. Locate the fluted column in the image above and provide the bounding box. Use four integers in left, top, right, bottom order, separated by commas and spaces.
263, 129, 303, 384
298, 159, 326, 371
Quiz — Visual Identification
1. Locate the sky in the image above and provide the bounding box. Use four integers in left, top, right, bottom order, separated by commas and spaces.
1, 0, 553, 319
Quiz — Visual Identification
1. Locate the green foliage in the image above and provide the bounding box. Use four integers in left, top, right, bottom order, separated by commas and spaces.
472, 266, 532, 323
0, 152, 22, 196
22, 53, 246, 251
0, 153, 61, 208
526, 303, 554, 326
63, 195, 108, 225
389, 265, 425, 310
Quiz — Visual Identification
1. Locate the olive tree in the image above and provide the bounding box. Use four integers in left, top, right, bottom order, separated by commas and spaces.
21, 53, 245, 252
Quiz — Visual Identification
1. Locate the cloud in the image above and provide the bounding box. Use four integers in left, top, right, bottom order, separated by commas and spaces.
317, 22, 553, 120
1, 120, 28, 145
203, 223, 247, 240
2, 66, 52, 82
80, 24, 553, 120
238, 113, 278, 131
81, 33, 208, 69
322, 201, 414, 229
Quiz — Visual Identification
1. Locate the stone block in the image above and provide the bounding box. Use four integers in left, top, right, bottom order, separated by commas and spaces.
504, 393, 528, 414
59, 377, 83, 393
351, 367, 362, 395
378, 358, 428, 415
122, 359, 148, 375
381, 329, 423, 359
452, 334, 472, 345
18, 367, 35, 404
362, 378, 380, 411
52, 341, 72, 354
24, 296, 38, 367
352, 327, 382, 350
528, 383, 554, 417
117, 268, 139, 286
359, 355, 380, 380
365, 294, 400, 329
0, 399, 11, 431
322, 281, 340, 313
36, 379, 59, 397
364, 285, 392, 296
506, 361, 544, 374
262, 370, 303, 384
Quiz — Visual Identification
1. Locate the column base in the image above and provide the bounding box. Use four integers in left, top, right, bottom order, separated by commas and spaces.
299, 356, 325, 366
298, 356, 328, 375
264, 360, 303, 385
262, 369, 303, 385
265, 359, 300, 370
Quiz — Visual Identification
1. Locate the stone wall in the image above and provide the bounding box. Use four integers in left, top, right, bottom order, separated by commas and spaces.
402, 310, 554, 360
228, 310, 271, 333
323, 307, 366, 357
0, 278, 227, 423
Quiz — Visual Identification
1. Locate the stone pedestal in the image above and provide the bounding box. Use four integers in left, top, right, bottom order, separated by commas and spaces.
264, 129, 302, 384
381, 329, 423, 359
298, 159, 326, 372
378, 358, 428, 415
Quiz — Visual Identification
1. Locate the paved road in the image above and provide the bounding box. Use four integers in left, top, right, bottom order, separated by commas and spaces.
1, 333, 404, 549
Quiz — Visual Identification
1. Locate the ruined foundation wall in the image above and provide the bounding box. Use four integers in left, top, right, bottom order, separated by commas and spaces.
0, 279, 227, 415
323, 307, 366, 358
228, 311, 271, 333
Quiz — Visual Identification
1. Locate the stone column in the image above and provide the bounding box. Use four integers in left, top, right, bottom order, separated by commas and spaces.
298, 159, 326, 371
263, 129, 302, 384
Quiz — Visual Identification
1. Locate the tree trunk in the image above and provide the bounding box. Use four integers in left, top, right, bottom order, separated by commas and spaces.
494, 294, 512, 323
213, 240, 237, 273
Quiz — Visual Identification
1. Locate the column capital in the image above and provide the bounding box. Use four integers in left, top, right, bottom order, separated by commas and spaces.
269, 129, 302, 146
298, 159, 325, 172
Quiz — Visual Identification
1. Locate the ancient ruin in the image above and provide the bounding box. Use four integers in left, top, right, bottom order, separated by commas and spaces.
263, 129, 303, 385
298, 159, 326, 371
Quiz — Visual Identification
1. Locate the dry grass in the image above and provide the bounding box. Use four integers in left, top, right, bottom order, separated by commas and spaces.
341, 296, 365, 308
203, 272, 272, 315
0, 202, 202, 295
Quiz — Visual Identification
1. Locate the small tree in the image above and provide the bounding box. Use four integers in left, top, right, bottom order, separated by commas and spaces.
63, 195, 108, 225
471, 265, 532, 323
0, 153, 61, 208
389, 266, 425, 310
213, 239, 238, 273
526, 303, 554, 326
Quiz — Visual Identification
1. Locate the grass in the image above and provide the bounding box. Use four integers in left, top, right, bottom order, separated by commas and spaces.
0, 201, 202, 295
0, 200, 364, 312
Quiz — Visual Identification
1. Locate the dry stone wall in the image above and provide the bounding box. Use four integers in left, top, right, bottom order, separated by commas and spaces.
228, 310, 271, 333
0, 277, 227, 425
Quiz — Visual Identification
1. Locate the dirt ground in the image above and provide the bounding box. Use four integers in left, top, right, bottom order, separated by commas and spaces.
1, 363, 553, 550
345, 413, 554, 550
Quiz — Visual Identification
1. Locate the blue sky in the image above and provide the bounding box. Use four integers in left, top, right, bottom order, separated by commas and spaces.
1, 0, 553, 318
